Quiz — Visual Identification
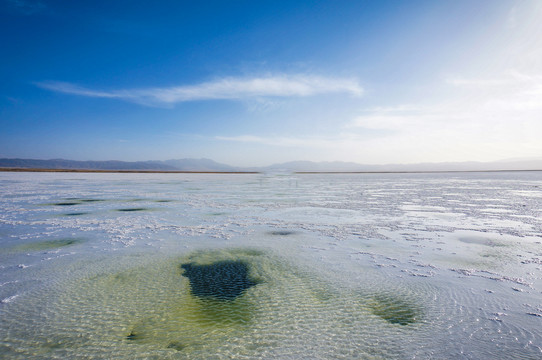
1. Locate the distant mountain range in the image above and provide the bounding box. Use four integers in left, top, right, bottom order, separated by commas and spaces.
1, 157, 542, 172
264, 159, 542, 172
0, 158, 240, 172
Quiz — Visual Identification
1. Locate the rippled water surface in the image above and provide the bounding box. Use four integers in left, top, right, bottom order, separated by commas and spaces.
1, 171, 542, 359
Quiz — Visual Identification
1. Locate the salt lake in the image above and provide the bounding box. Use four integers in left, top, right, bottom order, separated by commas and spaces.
1, 171, 541, 359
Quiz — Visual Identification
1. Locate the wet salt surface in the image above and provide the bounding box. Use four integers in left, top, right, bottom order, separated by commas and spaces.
0, 171, 542, 359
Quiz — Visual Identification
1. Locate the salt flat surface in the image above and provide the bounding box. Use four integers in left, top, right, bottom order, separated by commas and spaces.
1, 171, 541, 359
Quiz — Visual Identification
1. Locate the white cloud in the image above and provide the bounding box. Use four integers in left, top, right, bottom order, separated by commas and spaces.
35, 82, 121, 98
446, 70, 542, 112
36, 75, 363, 106
209, 68, 542, 165
344, 70, 542, 163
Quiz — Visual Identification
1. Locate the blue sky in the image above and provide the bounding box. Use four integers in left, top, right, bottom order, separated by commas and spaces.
1, 0, 541, 166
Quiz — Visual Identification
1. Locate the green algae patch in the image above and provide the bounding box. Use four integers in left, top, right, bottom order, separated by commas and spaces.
166, 341, 186, 351
47, 199, 105, 206
207, 211, 227, 216
458, 236, 507, 247
69, 198, 104, 203
63, 212, 89, 217
125, 331, 141, 341
19, 248, 426, 358
268, 230, 296, 236
105, 249, 267, 352
181, 260, 259, 300
116, 207, 151, 212
367, 294, 420, 325
16, 238, 84, 252
52, 201, 81, 206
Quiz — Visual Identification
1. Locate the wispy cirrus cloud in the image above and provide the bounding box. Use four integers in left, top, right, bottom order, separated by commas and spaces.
36, 75, 363, 107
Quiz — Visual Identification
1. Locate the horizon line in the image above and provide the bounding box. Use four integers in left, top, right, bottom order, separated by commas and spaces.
2, 168, 542, 175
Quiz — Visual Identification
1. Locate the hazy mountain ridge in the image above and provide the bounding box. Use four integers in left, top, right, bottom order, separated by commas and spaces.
1, 158, 542, 172
0, 158, 236, 171
0, 158, 176, 170
156, 159, 239, 171
262, 159, 542, 172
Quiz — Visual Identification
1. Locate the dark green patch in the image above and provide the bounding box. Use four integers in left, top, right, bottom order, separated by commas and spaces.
126, 331, 140, 341
64, 212, 89, 216
155, 199, 173, 203
42, 340, 64, 350
53, 202, 80, 206
112, 273, 130, 283
181, 260, 259, 300
64, 198, 103, 202
368, 295, 419, 325
116, 208, 149, 212
236, 249, 265, 257
268, 230, 296, 236
48, 198, 103, 206
17, 238, 83, 251
166, 341, 186, 351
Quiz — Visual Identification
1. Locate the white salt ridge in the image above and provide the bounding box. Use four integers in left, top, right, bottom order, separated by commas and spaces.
0, 295, 19, 304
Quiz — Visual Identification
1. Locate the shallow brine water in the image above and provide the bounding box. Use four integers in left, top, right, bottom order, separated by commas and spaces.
1, 171, 541, 359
